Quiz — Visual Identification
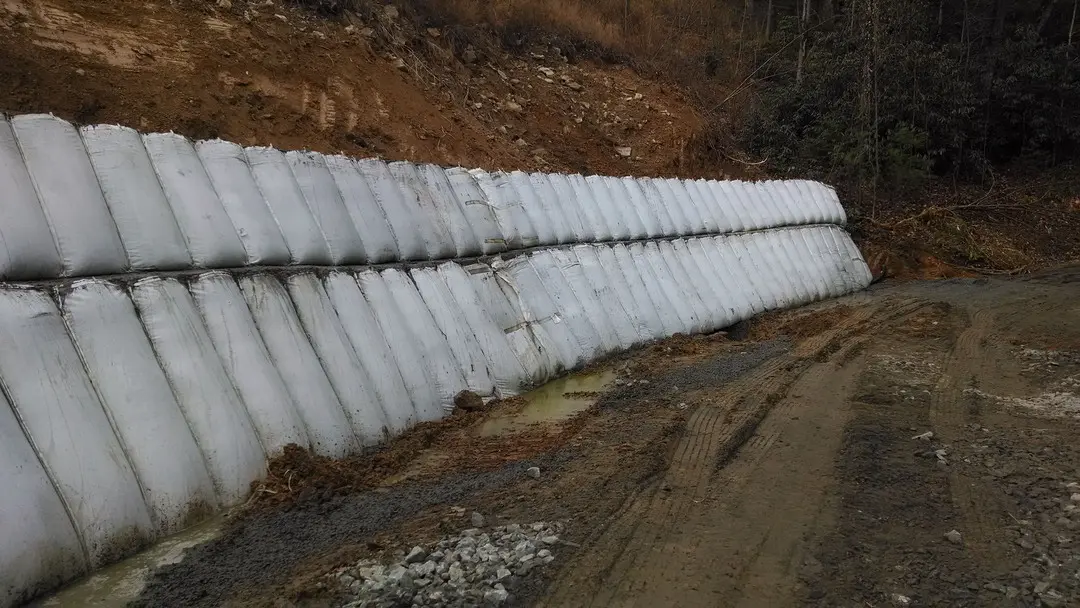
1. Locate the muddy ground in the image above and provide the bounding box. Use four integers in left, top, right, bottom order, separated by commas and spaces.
113, 266, 1080, 607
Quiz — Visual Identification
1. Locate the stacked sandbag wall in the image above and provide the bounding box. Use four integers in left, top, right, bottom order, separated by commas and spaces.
0, 113, 870, 606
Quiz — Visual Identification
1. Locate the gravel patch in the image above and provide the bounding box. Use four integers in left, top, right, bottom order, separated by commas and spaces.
333, 521, 565, 607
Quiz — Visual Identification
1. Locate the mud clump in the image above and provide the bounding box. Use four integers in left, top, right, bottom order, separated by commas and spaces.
455, 390, 485, 412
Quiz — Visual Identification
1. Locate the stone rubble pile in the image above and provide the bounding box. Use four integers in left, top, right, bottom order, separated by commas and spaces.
337, 521, 565, 607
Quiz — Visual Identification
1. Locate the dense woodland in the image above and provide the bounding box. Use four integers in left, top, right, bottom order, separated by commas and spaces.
740, 0, 1079, 193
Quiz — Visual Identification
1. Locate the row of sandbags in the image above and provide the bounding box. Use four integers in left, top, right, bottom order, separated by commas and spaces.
0, 224, 870, 607
0, 114, 846, 281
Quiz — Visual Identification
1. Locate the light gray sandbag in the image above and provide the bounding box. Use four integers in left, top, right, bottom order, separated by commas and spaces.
285, 273, 389, 443
527, 172, 574, 244
464, 262, 559, 385
286, 151, 367, 264
133, 277, 267, 505
388, 161, 456, 259
0, 116, 62, 279
445, 167, 508, 256
382, 268, 469, 414
571, 245, 639, 350
357, 158, 428, 260
411, 267, 497, 396
417, 163, 481, 257
238, 275, 359, 457
550, 247, 621, 354
493, 255, 580, 373
566, 173, 609, 241
0, 288, 154, 565
544, 173, 591, 242
611, 242, 672, 340
325, 155, 399, 263
529, 250, 605, 363
143, 132, 248, 268
324, 271, 418, 432
245, 146, 333, 265
602, 176, 648, 239
12, 114, 129, 276
644, 177, 690, 237
585, 175, 630, 240
63, 279, 218, 534
509, 170, 559, 246
196, 140, 291, 265
191, 272, 311, 455
80, 124, 192, 271
437, 262, 530, 397
0, 392, 86, 607
356, 269, 444, 422
469, 169, 538, 249
594, 243, 657, 344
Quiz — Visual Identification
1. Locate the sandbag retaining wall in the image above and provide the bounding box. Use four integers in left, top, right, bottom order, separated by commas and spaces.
0, 113, 871, 606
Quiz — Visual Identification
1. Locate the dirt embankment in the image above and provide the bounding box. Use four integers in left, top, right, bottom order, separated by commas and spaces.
0, 0, 709, 179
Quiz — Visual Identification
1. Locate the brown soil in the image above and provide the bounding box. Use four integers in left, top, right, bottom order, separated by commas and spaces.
0, 0, 709, 179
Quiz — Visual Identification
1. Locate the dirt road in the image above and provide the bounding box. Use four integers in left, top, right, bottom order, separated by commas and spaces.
122, 268, 1080, 608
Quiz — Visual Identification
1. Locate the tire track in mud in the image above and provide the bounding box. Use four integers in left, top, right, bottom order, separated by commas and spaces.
543, 298, 926, 607
928, 307, 998, 555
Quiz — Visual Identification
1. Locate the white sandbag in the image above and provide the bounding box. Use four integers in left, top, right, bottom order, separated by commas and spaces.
325, 155, 399, 263
685, 238, 742, 326
465, 263, 557, 384
12, 115, 129, 276
718, 235, 776, 312
445, 167, 507, 255
143, 133, 247, 268
418, 164, 481, 257
411, 267, 497, 396
0, 288, 153, 565
723, 181, 759, 231
594, 244, 655, 344
196, 140, 291, 265
566, 174, 609, 241
355, 270, 443, 422
383, 269, 468, 414
550, 248, 620, 354
700, 236, 763, 318
0, 393, 86, 608
694, 179, 733, 233
437, 263, 529, 397
828, 226, 873, 288
765, 230, 813, 304
602, 176, 647, 240
132, 277, 266, 505
765, 180, 808, 226
654, 178, 701, 236
530, 250, 605, 362
657, 240, 711, 333
572, 245, 639, 350
614, 243, 674, 339
544, 173, 590, 242
63, 280, 217, 534
621, 177, 662, 238
245, 147, 333, 265
756, 181, 793, 228
641, 242, 697, 334
585, 176, 629, 240
681, 179, 721, 234
323, 272, 416, 432
0, 117, 63, 280
741, 234, 792, 309
357, 159, 428, 260
784, 229, 826, 302
496, 256, 580, 372
238, 275, 358, 457
671, 239, 727, 330
638, 178, 680, 237
286, 151, 367, 264
388, 161, 456, 259
527, 172, 574, 244
285, 273, 389, 442
80, 125, 192, 271
781, 180, 821, 225
191, 272, 311, 454
799, 228, 842, 298
810, 181, 847, 225
711, 180, 749, 232
471, 170, 538, 249
509, 170, 558, 246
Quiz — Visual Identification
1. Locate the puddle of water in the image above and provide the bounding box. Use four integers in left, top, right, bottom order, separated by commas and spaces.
478, 369, 617, 436
34, 516, 224, 608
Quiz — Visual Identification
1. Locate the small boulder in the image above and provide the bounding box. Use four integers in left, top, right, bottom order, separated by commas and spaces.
455, 390, 485, 412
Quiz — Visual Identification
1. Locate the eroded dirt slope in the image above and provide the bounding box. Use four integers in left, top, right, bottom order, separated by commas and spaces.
107, 267, 1080, 608
0, 0, 705, 177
